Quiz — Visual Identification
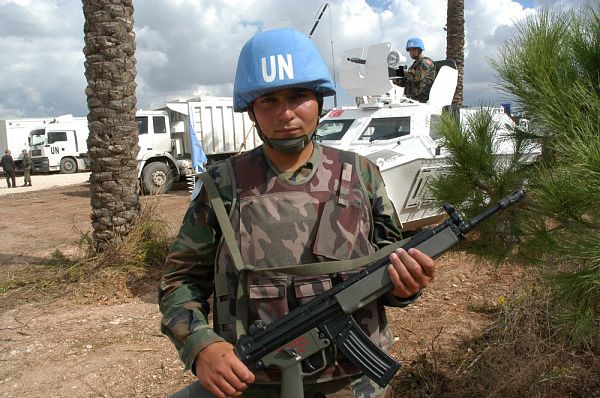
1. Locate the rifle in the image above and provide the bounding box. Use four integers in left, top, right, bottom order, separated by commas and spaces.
170, 190, 525, 398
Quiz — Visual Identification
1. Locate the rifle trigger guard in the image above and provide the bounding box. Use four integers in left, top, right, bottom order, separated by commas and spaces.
301, 349, 329, 376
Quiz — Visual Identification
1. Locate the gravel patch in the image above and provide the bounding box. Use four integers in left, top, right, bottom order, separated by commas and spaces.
0, 172, 91, 196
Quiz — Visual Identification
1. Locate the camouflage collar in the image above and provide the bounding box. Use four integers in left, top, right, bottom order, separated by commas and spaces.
267, 141, 322, 183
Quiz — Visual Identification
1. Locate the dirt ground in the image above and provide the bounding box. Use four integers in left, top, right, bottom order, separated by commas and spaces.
0, 179, 526, 398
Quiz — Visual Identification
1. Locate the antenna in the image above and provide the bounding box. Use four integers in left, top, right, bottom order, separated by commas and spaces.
308, 3, 338, 108
308, 3, 328, 38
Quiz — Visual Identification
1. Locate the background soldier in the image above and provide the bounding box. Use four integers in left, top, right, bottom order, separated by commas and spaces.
160, 28, 437, 398
402, 37, 436, 103
21, 149, 32, 187
1, 149, 17, 188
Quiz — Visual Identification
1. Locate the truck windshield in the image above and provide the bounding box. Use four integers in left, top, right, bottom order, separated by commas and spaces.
315, 119, 354, 141
29, 130, 46, 146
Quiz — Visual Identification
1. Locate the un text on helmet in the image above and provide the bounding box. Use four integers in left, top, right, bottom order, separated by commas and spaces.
261, 54, 294, 83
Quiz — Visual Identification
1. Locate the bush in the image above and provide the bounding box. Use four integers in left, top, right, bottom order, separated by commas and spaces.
492, 5, 600, 343
429, 106, 538, 259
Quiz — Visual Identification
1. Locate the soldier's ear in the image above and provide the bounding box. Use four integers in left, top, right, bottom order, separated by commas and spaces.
247, 106, 256, 123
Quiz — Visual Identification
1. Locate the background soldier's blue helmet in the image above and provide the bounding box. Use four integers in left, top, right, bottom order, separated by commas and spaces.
233, 28, 336, 112
406, 37, 425, 51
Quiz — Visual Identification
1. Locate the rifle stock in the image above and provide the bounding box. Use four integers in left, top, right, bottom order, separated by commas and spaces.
170, 190, 525, 398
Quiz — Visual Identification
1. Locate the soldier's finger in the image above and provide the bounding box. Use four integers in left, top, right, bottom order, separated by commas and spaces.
231, 360, 255, 385
212, 376, 241, 398
389, 251, 420, 293
395, 248, 426, 281
407, 248, 436, 278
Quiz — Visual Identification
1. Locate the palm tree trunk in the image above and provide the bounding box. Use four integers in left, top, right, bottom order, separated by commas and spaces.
446, 0, 465, 106
82, 0, 140, 251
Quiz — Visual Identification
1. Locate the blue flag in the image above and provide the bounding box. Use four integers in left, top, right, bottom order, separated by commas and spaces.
188, 104, 207, 172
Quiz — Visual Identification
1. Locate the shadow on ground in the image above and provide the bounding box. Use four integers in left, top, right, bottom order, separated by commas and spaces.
0, 253, 47, 265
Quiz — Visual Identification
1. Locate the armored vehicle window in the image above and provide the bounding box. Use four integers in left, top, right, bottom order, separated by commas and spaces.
315, 119, 354, 141
360, 117, 410, 142
48, 131, 67, 144
429, 115, 442, 140
153, 116, 167, 134
136, 117, 148, 135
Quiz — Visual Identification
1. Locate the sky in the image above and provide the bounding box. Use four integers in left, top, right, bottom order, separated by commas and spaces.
0, 0, 594, 119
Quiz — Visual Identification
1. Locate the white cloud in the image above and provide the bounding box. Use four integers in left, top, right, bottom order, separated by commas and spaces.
0, 0, 594, 118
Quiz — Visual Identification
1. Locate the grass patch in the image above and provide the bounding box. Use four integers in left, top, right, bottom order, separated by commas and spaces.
390, 282, 599, 397
449, 286, 599, 397
1, 196, 174, 303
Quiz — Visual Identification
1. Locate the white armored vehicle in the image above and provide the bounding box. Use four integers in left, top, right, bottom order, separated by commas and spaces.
315, 43, 532, 231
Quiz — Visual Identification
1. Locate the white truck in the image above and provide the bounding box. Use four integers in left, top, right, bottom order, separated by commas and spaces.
29, 115, 90, 174
23, 97, 259, 194
0, 117, 54, 168
136, 96, 259, 194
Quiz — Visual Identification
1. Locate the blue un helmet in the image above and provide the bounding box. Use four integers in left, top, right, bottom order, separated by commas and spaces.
233, 28, 336, 113
406, 37, 425, 52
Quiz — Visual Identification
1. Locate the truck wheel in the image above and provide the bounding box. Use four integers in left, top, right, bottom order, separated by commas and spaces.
142, 162, 173, 194
60, 158, 77, 174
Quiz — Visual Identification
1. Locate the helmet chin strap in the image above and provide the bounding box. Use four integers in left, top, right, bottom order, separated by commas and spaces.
252, 118, 313, 154
259, 131, 311, 154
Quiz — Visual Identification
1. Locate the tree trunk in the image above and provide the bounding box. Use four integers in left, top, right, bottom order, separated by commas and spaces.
82, 0, 140, 252
446, 0, 465, 107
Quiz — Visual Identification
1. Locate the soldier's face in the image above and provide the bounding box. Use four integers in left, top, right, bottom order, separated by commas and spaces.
250, 88, 319, 141
408, 48, 420, 60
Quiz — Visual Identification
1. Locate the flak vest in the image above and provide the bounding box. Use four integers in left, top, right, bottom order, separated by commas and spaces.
207, 145, 394, 384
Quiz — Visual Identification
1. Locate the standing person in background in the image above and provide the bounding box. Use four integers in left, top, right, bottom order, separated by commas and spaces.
402, 37, 436, 103
1, 149, 17, 188
21, 149, 32, 187
160, 28, 437, 398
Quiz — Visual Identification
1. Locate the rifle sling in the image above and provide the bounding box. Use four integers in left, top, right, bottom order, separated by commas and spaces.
199, 171, 249, 337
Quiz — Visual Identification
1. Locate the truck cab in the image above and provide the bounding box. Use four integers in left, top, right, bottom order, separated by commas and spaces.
138, 97, 260, 194
29, 115, 89, 173
135, 110, 185, 194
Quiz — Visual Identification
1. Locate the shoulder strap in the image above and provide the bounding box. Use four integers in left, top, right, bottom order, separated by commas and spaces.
199, 170, 252, 337
198, 172, 246, 272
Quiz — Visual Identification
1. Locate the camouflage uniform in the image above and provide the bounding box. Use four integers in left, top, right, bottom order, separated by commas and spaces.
160, 142, 416, 397
21, 154, 32, 186
404, 56, 436, 103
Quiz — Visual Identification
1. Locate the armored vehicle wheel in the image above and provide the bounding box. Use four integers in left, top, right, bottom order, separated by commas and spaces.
60, 158, 77, 174
142, 161, 173, 194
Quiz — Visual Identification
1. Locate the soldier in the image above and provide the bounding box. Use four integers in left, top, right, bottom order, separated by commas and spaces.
21, 149, 32, 187
159, 28, 437, 398
1, 149, 16, 188
402, 37, 436, 103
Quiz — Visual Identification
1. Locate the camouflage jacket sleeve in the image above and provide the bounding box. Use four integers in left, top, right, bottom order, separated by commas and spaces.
358, 156, 420, 307
358, 155, 402, 248
405, 57, 435, 82
158, 164, 231, 371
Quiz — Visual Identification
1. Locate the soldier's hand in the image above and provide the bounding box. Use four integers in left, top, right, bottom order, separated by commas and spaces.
195, 341, 255, 398
387, 248, 436, 298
